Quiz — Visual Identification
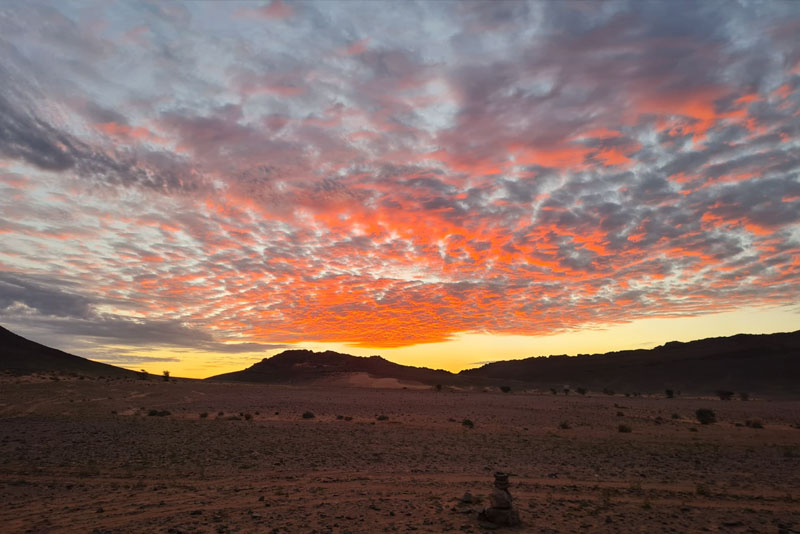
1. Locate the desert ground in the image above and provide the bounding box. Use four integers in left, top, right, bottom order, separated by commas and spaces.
1, 376, 799, 533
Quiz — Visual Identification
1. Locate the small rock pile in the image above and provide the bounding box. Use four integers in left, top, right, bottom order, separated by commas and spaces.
478, 472, 521, 527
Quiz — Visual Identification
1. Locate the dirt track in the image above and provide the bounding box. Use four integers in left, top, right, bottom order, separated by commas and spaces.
1, 377, 799, 533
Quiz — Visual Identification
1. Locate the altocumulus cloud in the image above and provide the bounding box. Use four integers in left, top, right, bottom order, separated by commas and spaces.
0, 0, 798, 355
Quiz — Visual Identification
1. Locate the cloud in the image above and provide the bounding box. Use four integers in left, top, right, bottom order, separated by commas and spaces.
0, 0, 797, 357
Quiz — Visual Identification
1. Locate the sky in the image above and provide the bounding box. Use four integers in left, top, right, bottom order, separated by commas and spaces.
1, 1, 799, 378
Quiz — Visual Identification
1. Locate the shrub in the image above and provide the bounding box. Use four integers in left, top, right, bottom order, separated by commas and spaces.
616, 411, 624, 417
696, 409, 716, 425
559, 421, 571, 429
671, 413, 680, 419
739, 392, 750, 401
618, 424, 632, 433
138, 369, 149, 380
550, 388, 558, 395
665, 389, 674, 399
716, 390, 734, 401
302, 411, 315, 419
500, 385, 511, 393
576, 387, 587, 395
745, 419, 763, 429
147, 409, 170, 417
199, 412, 208, 419
162, 370, 170, 382
563, 388, 570, 395
435, 384, 442, 391
376, 415, 389, 421
244, 413, 253, 421
462, 419, 474, 429
603, 387, 615, 396
343, 416, 352, 421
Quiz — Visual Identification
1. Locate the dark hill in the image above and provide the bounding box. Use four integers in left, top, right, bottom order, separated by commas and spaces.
207, 349, 455, 385
0, 325, 137, 378
460, 330, 800, 395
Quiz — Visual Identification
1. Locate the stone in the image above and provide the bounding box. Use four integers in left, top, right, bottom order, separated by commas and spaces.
478, 472, 521, 527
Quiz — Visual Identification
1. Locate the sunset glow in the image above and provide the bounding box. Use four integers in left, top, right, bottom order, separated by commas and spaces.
1, 1, 799, 377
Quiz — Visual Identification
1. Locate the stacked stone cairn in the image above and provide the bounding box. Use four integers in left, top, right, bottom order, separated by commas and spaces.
478, 471, 521, 527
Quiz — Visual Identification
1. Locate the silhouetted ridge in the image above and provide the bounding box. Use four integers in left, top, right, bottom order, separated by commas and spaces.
0, 325, 137, 377
460, 330, 800, 394
207, 349, 453, 385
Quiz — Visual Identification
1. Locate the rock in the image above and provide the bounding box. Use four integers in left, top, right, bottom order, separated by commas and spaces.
478, 472, 521, 527
489, 488, 511, 509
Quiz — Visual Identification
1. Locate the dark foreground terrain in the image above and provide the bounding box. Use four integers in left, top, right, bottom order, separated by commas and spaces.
1, 376, 799, 533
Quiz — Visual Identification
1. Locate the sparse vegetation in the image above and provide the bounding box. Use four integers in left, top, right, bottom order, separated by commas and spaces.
696, 409, 716, 425
618, 424, 632, 433
302, 411, 315, 419
462, 418, 474, 429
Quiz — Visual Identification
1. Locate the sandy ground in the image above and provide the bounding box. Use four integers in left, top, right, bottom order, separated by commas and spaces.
1, 376, 799, 533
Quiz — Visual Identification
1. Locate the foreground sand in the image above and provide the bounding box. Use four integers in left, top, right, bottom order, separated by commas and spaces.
1, 377, 799, 533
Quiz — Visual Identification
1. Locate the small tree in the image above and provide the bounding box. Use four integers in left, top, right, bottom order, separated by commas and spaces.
696, 408, 716, 425
138, 369, 148, 380
162, 370, 170, 382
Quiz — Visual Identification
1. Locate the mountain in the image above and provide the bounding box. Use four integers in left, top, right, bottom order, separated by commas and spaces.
0, 325, 138, 378
207, 349, 455, 386
209, 330, 800, 395
459, 330, 800, 395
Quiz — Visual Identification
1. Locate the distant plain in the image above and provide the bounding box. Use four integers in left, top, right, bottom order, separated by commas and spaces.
2, 375, 799, 533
